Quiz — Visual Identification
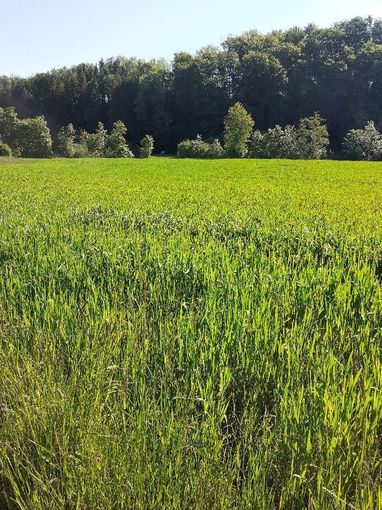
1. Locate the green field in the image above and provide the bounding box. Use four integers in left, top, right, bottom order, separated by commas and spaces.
0, 158, 381, 509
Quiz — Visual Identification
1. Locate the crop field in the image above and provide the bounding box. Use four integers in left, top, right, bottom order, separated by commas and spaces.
0, 157, 381, 509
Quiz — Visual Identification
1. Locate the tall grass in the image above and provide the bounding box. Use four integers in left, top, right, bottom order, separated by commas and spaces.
0, 158, 381, 509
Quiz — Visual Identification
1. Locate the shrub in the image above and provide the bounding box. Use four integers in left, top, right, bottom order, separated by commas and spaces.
223, 103, 254, 157
140, 135, 154, 158
342, 121, 382, 161
177, 135, 211, 158
249, 114, 329, 160
177, 135, 224, 159
0, 142, 12, 157
209, 139, 224, 158
72, 142, 89, 158
269, 125, 300, 159
249, 125, 300, 159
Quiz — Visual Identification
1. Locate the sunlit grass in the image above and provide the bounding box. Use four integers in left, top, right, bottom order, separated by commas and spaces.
0, 157, 381, 509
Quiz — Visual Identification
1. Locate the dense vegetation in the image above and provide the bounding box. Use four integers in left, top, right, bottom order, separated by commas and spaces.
0, 142, 11, 157
3, 102, 382, 161
0, 107, 52, 158
1, 16, 382, 154
0, 158, 381, 509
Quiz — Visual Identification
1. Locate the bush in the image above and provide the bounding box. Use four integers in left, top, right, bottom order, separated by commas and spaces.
209, 139, 225, 158
177, 135, 224, 159
140, 135, 154, 158
0, 142, 12, 157
342, 121, 382, 161
249, 114, 329, 160
249, 125, 300, 159
72, 142, 89, 158
177, 137, 208, 158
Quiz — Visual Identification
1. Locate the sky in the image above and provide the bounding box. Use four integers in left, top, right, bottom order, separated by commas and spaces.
2, 0, 382, 77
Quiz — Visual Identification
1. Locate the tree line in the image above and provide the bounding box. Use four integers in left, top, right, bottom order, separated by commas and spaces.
0, 106, 155, 158
0, 16, 381, 156
178, 103, 382, 160
1, 102, 381, 161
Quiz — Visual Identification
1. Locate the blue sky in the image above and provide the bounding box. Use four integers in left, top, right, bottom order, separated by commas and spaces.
2, 0, 382, 77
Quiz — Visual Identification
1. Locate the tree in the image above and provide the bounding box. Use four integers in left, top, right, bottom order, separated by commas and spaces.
0, 107, 53, 157
105, 121, 134, 158
18, 117, 53, 158
93, 122, 108, 157
171, 53, 203, 144
139, 135, 154, 158
296, 113, 329, 159
0, 107, 20, 152
80, 122, 108, 157
57, 123, 76, 157
223, 103, 254, 157
0, 142, 12, 157
248, 130, 266, 158
343, 121, 382, 160
239, 51, 288, 128
134, 67, 171, 150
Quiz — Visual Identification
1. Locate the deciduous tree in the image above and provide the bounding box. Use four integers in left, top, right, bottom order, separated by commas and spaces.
223, 103, 254, 157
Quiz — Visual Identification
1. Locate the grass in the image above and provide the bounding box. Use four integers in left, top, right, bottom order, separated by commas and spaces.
0, 157, 381, 509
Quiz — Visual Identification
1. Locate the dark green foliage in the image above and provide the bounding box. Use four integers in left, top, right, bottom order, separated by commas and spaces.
239, 50, 288, 128
0, 142, 11, 157
177, 135, 224, 158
